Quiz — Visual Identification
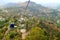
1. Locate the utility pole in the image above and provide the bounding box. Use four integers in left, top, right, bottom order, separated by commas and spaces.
20, 0, 30, 40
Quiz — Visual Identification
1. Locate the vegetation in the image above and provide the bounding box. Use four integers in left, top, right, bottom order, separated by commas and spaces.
0, 1, 60, 40
26, 27, 47, 40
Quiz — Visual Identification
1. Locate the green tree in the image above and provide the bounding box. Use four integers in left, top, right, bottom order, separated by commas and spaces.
26, 27, 47, 40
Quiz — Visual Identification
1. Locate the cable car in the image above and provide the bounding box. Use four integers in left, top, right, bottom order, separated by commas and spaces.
10, 22, 14, 29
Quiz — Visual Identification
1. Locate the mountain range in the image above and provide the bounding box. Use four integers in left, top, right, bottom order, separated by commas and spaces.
0, 1, 60, 24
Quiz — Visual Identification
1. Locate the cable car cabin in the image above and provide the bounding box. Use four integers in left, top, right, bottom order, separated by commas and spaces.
10, 22, 14, 29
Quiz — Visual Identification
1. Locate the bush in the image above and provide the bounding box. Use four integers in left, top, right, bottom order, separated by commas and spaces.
26, 27, 47, 40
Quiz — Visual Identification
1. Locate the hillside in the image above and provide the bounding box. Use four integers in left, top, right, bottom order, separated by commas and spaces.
0, 1, 60, 27
0, 1, 60, 40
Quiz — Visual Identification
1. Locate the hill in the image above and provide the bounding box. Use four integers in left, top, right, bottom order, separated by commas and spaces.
0, 1, 60, 27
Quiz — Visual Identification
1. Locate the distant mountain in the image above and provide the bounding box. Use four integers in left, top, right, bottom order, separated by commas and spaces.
1, 1, 60, 15
0, 1, 60, 23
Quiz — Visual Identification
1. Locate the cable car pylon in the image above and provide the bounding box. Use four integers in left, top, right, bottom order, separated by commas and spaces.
20, 0, 30, 40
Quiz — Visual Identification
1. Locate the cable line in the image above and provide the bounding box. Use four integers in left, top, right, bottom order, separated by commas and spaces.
24, 0, 30, 14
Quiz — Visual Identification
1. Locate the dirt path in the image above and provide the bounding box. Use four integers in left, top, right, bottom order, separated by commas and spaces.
2, 27, 10, 40
2, 20, 11, 40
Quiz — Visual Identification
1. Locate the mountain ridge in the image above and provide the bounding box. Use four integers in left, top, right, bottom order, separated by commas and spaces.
0, 1, 60, 25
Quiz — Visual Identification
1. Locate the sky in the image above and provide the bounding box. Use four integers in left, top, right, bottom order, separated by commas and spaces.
0, 0, 60, 5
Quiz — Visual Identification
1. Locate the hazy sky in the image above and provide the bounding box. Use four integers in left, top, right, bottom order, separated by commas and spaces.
0, 0, 60, 5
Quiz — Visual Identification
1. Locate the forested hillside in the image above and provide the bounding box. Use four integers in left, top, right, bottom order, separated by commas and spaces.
0, 1, 60, 27
0, 1, 60, 40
